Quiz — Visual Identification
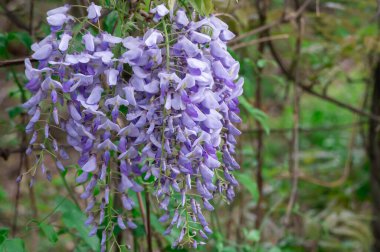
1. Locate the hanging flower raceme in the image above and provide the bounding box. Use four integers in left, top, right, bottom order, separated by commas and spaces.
22, 1, 243, 249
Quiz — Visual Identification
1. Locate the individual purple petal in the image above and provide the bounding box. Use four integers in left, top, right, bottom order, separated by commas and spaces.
98, 119, 121, 132
159, 212, 170, 223
117, 216, 127, 230
56, 160, 65, 171
94, 51, 114, 64
102, 33, 123, 44
203, 199, 214, 211
82, 155, 97, 172
75, 172, 88, 184
144, 79, 159, 94
44, 123, 49, 138
97, 139, 118, 151
220, 29, 236, 41
121, 194, 134, 210
87, 86, 104, 105
150, 4, 169, 22
200, 164, 214, 182
143, 29, 164, 47
59, 33, 72, 51
47, 13, 67, 27
85, 214, 94, 226
87, 2, 102, 22
29, 131, 38, 145
123, 87, 137, 106
105, 69, 119, 86
69, 103, 82, 121
213, 60, 231, 80
201, 90, 219, 109
104, 186, 110, 204
47, 5, 70, 16
204, 226, 213, 234
187, 58, 207, 75
32, 44, 53, 60
190, 31, 211, 44
175, 9, 189, 27
88, 226, 98, 237
127, 220, 137, 229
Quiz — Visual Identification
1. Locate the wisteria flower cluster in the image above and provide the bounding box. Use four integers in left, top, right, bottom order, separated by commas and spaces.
23, 1, 243, 249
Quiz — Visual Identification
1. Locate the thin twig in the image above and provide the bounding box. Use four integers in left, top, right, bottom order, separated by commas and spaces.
11, 116, 26, 236
231, 34, 289, 50
229, 0, 313, 45
285, 0, 303, 226
0, 58, 34, 68
0, 2, 30, 31
278, 119, 358, 188
253, 0, 267, 230
11, 66, 28, 237
260, 24, 380, 121
29, 0, 34, 37
136, 192, 147, 233
242, 121, 367, 134
145, 192, 153, 252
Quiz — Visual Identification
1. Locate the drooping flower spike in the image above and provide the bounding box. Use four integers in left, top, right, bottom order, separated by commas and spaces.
23, 2, 243, 249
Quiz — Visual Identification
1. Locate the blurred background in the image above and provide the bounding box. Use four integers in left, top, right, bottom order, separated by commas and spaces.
0, 0, 379, 251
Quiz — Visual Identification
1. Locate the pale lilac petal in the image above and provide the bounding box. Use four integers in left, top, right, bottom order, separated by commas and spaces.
105, 69, 119, 86
59, 34, 72, 51
82, 155, 97, 172
87, 2, 102, 21
32, 44, 52, 60
87, 86, 104, 105
83, 33, 95, 51
47, 13, 67, 27
143, 29, 164, 47
123, 86, 136, 106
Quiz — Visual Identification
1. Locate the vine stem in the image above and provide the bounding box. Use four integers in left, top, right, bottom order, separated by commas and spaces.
163, 20, 170, 71
145, 192, 153, 252
59, 172, 80, 208
106, 164, 112, 251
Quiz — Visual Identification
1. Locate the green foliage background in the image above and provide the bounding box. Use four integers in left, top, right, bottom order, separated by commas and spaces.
0, 0, 377, 251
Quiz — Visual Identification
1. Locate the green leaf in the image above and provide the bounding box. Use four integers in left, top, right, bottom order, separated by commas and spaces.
245, 229, 260, 242
7, 32, 32, 50
56, 197, 99, 251
150, 214, 174, 244
239, 96, 270, 134
257, 59, 267, 68
235, 173, 259, 203
269, 247, 282, 252
0, 228, 9, 245
189, 0, 214, 16
39, 222, 58, 244
0, 238, 25, 252
168, 0, 176, 11
7, 106, 23, 119
0, 33, 8, 57
202, 0, 214, 15
104, 11, 118, 33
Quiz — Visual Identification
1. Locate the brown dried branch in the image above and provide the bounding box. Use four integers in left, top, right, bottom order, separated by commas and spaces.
278, 120, 357, 188
29, 0, 35, 37
253, 0, 268, 230
229, 0, 313, 45
230, 34, 289, 51
242, 121, 367, 134
284, 0, 303, 226
0, 2, 29, 32
261, 26, 380, 122
0, 58, 34, 68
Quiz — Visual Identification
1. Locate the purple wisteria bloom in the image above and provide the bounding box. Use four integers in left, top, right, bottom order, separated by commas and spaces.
23, 2, 243, 249
87, 2, 102, 22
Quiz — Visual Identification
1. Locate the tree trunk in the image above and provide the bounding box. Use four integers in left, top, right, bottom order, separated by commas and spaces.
368, 60, 380, 251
